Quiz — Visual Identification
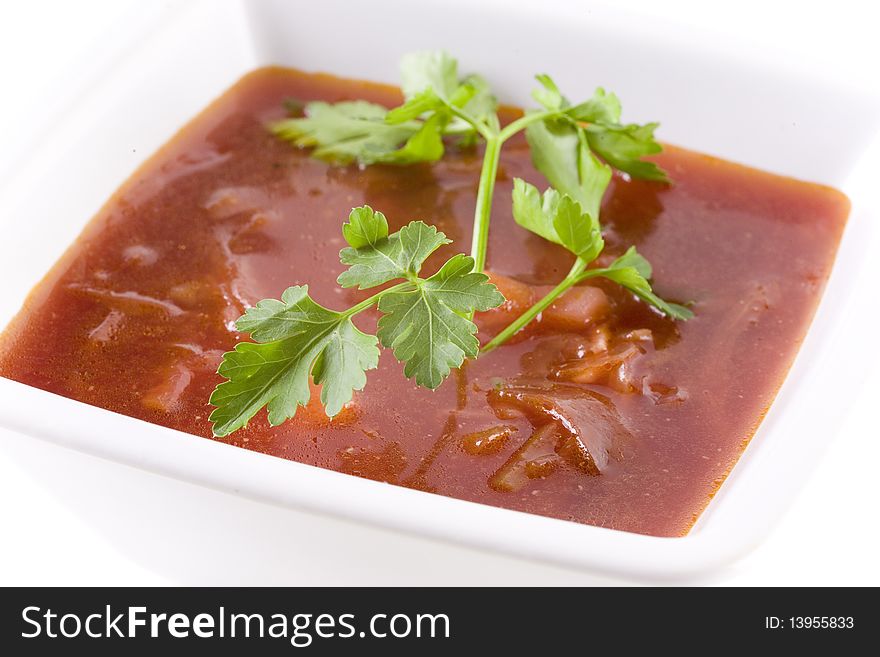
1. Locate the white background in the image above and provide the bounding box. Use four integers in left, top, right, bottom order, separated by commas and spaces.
0, 0, 878, 586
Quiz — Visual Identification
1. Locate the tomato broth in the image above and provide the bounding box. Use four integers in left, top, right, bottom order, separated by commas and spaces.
0, 68, 849, 536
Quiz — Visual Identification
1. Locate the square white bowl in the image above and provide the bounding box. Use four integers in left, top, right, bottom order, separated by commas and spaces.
1, 0, 878, 580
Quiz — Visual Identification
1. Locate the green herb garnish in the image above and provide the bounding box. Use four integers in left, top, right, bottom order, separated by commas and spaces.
271, 52, 497, 166
211, 52, 692, 436
209, 207, 503, 437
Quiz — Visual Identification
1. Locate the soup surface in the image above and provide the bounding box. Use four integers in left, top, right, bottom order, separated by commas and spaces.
0, 68, 848, 536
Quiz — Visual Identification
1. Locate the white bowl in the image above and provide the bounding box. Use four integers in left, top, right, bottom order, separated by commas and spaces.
1, 0, 878, 580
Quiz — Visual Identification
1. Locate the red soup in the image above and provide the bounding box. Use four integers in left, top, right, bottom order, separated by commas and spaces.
0, 68, 849, 537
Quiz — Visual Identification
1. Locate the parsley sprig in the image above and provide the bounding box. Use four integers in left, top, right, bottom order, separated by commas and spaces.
211, 51, 692, 436
481, 75, 693, 352
209, 207, 502, 437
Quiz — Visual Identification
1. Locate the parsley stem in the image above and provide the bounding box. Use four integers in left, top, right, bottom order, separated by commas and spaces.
497, 110, 559, 143
449, 106, 496, 142
481, 272, 578, 355
343, 282, 413, 317
468, 109, 572, 274
566, 257, 587, 279
470, 136, 501, 273
480, 256, 587, 355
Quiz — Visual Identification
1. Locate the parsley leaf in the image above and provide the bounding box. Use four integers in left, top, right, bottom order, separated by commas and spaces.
338, 207, 450, 290
511, 178, 604, 262
567, 87, 622, 124
584, 122, 667, 182
456, 74, 499, 130
209, 286, 380, 437
270, 100, 402, 163
608, 243, 653, 279
377, 254, 504, 388
311, 321, 381, 417
532, 74, 567, 111
270, 100, 443, 166
399, 51, 498, 126
341, 204, 389, 249
273, 52, 499, 167
339, 206, 503, 387
388, 51, 498, 141
585, 247, 694, 320
528, 74, 667, 185
525, 118, 612, 219
384, 92, 447, 124
532, 77, 621, 125
509, 177, 687, 321
382, 112, 448, 164
400, 50, 460, 100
